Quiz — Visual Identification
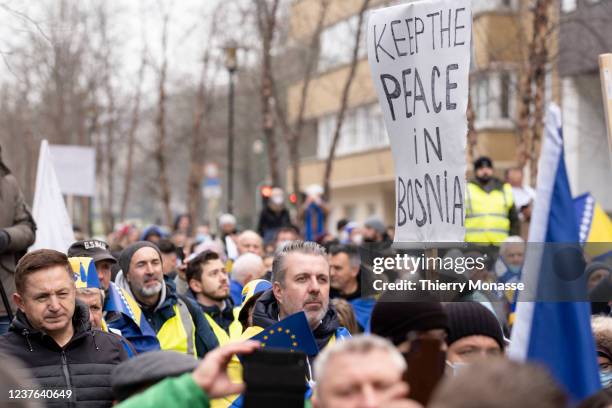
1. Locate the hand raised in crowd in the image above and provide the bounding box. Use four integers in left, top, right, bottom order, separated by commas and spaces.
191, 340, 260, 399
375, 382, 423, 408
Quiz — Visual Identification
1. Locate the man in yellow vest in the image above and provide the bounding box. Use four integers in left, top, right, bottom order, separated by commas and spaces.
465, 157, 520, 246
115, 241, 218, 357
185, 250, 242, 345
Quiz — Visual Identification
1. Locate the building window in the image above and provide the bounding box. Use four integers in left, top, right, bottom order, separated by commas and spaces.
366, 203, 376, 217
472, 0, 516, 14
343, 204, 356, 220
317, 103, 390, 159
319, 15, 366, 73
471, 71, 517, 129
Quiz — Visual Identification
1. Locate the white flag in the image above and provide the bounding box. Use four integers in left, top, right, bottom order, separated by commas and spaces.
30, 140, 74, 252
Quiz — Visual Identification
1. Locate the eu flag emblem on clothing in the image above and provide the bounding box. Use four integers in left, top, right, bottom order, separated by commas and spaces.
249, 311, 318, 356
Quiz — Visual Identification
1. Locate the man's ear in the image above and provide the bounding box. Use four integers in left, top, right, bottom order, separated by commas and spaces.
188, 278, 203, 294
12, 292, 25, 312
350, 265, 360, 279
272, 281, 283, 306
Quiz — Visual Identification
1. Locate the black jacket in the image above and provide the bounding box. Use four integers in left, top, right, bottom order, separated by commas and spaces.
187, 289, 236, 333
257, 206, 291, 239
0, 302, 128, 408
252, 290, 342, 353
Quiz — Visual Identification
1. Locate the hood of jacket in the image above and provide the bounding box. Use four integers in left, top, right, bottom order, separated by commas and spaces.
252, 289, 341, 352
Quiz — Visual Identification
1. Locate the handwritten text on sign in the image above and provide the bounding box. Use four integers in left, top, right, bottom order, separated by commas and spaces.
367, 1, 471, 244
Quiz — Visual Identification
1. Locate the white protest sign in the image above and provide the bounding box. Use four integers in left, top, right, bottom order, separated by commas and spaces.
367, 0, 471, 245
49, 144, 96, 197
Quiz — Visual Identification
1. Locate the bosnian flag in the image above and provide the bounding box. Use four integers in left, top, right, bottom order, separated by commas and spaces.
508, 104, 600, 401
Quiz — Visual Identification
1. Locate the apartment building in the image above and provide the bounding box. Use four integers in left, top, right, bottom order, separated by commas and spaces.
286, 0, 554, 229
559, 0, 612, 211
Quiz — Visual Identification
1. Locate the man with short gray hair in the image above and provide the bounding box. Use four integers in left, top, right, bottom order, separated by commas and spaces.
312, 335, 420, 408
236, 230, 264, 257
229, 253, 266, 305
252, 241, 350, 355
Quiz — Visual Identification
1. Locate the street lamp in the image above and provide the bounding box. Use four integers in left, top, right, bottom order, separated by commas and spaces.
224, 41, 238, 214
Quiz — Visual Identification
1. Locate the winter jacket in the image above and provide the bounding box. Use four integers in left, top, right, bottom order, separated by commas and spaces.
115, 373, 209, 408
115, 373, 314, 408
257, 207, 291, 243
0, 168, 36, 317
115, 271, 219, 357
186, 289, 236, 332
0, 301, 128, 407
252, 290, 349, 354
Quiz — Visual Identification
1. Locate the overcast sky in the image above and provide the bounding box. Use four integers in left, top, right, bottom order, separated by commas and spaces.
0, 0, 244, 94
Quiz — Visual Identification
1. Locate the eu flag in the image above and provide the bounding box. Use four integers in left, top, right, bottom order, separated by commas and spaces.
249, 311, 318, 356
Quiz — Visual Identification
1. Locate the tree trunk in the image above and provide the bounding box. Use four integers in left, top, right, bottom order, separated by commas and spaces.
120, 51, 145, 222
256, 0, 281, 187
466, 92, 477, 166
273, 0, 330, 208
187, 66, 207, 226
530, 0, 553, 186
322, 0, 370, 200
516, 65, 534, 170
187, 4, 224, 226
516, 0, 552, 186
156, 13, 173, 227
103, 107, 115, 235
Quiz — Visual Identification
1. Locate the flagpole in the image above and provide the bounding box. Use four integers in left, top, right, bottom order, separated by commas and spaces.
598, 54, 612, 160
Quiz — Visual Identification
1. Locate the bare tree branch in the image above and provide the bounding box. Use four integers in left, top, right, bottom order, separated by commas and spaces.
322, 0, 371, 200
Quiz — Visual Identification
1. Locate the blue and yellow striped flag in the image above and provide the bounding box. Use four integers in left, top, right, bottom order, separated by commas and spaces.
68, 256, 100, 289
574, 192, 612, 260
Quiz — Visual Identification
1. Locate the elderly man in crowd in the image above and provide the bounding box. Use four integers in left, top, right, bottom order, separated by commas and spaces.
115, 241, 218, 357
236, 230, 264, 257
68, 239, 160, 353
229, 252, 266, 306
313, 335, 421, 408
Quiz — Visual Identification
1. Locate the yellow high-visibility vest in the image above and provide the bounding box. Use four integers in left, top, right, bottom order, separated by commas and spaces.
156, 301, 197, 358
203, 308, 243, 346
465, 182, 514, 245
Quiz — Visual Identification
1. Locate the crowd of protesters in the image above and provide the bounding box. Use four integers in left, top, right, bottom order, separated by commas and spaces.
0, 152, 610, 408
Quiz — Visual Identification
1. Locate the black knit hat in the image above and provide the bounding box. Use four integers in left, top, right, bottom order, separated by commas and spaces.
445, 302, 505, 350
118, 241, 162, 275
370, 291, 449, 346
474, 156, 493, 171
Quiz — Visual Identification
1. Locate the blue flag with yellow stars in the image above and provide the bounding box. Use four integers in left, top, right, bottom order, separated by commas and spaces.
249, 311, 318, 356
